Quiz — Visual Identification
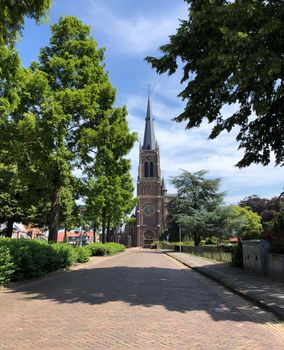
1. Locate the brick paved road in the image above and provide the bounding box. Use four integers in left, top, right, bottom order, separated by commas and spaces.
1, 249, 284, 350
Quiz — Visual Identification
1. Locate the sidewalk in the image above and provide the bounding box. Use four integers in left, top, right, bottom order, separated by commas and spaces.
164, 250, 284, 321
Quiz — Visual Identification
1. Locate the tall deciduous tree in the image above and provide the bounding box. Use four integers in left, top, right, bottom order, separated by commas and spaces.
84, 109, 137, 243
146, 0, 284, 167
0, 0, 51, 44
0, 0, 52, 236
227, 205, 263, 237
167, 170, 225, 245
239, 194, 280, 230
15, 16, 134, 242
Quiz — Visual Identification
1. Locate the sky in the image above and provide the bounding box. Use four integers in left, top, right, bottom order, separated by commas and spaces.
17, 0, 283, 204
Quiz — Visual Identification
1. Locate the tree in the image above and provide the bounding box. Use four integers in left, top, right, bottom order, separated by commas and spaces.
0, 0, 51, 44
13, 16, 134, 242
227, 205, 263, 238
0, 1, 52, 236
0, 0, 52, 134
0, 72, 52, 236
146, 0, 284, 167
239, 194, 281, 231
167, 170, 225, 245
84, 109, 137, 243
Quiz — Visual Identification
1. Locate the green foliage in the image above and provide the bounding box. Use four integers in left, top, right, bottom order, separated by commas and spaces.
228, 205, 263, 238
49, 243, 77, 269
150, 241, 160, 249
0, 2, 52, 234
146, 0, 284, 167
200, 237, 220, 246
167, 170, 226, 245
84, 109, 137, 242
0, 13, 136, 245
166, 241, 195, 247
273, 204, 284, 235
88, 242, 125, 256
239, 194, 280, 231
0, 16, 136, 242
0, 0, 51, 44
0, 238, 85, 283
104, 242, 125, 254
88, 243, 106, 256
0, 246, 14, 285
74, 246, 91, 263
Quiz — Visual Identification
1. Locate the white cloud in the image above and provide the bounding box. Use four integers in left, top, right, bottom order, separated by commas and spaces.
80, 1, 188, 55
126, 92, 284, 204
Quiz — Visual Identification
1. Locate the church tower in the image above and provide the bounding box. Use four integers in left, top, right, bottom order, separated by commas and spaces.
135, 96, 167, 248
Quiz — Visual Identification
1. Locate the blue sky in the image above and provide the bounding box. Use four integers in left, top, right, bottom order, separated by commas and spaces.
17, 0, 283, 203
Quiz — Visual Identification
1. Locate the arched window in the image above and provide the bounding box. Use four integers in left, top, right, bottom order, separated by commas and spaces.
144, 162, 149, 177
150, 161, 154, 177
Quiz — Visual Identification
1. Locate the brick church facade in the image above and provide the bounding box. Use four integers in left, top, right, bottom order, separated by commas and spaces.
127, 97, 168, 248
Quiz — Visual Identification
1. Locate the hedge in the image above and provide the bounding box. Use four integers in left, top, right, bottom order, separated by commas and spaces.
0, 239, 125, 286
88, 242, 125, 256
0, 246, 15, 285
0, 239, 79, 283
74, 246, 92, 263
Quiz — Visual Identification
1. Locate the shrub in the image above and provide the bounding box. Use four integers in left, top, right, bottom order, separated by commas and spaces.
0, 238, 125, 284
88, 242, 125, 256
0, 246, 14, 286
150, 241, 158, 249
88, 243, 106, 256
150, 241, 164, 249
74, 246, 91, 263
104, 243, 125, 255
0, 238, 78, 282
0, 239, 53, 280
50, 243, 77, 269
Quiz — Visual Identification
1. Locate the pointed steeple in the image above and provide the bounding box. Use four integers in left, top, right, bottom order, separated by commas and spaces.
142, 96, 156, 150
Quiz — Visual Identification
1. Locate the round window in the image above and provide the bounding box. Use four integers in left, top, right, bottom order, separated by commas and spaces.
144, 204, 155, 216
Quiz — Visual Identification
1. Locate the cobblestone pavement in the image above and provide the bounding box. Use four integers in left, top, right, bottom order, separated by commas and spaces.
1, 249, 284, 350
165, 250, 284, 320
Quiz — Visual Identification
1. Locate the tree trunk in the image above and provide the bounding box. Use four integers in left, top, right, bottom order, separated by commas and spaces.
101, 208, 106, 243
93, 222, 96, 243
49, 174, 61, 243
64, 223, 67, 243
194, 233, 201, 246
106, 220, 110, 242
5, 218, 14, 238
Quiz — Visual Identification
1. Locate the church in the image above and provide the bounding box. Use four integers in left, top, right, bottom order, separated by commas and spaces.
127, 96, 168, 248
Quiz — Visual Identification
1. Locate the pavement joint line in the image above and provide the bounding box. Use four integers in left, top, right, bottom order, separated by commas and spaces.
164, 251, 284, 322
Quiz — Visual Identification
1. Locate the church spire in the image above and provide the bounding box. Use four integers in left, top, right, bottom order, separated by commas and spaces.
142, 95, 156, 150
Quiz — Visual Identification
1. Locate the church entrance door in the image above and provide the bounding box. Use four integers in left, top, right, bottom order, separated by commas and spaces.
142, 230, 155, 248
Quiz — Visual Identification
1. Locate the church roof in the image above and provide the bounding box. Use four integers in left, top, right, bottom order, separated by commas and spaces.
142, 96, 156, 150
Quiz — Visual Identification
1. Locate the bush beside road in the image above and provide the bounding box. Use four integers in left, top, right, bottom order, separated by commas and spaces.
0, 238, 125, 286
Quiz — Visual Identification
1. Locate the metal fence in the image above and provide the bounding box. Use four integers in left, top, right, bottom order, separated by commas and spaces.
165, 244, 233, 264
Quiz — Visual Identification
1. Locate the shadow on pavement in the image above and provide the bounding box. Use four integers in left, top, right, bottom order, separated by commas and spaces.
4, 250, 282, 325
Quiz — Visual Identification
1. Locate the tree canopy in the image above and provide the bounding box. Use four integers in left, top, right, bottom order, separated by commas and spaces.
0, 0, 51, 44
166, 170, 226, 245
227, 205, 263, 238
0, 16, 136, 241
146, 0, 284, 167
